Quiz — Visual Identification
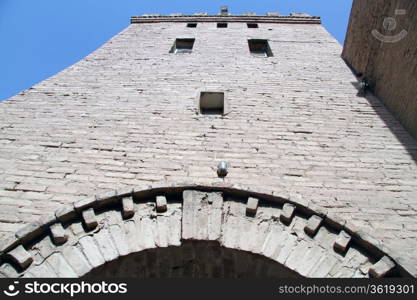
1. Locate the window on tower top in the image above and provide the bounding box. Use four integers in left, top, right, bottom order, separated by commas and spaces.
247, 23, 259, 28
187, 23, 197, 28
170, 38, 195, 54
217, 23, 228, 28
248, 39, 273, 57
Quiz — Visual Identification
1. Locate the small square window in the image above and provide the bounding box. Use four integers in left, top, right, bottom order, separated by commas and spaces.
187, 23, 197, 28
217, 23, 228, 28
248, 39, 273, 57
170, 38, 195, 54
247, 23, 258, 28
199, 92, 224, 115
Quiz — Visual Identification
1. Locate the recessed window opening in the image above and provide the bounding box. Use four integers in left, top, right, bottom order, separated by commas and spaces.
217, 23, 228, 28
187, 23, 197, 28
170, 38, 195, 54
247, 23, 259, 28
248, 39, 273, 57
199, 92, 224, 115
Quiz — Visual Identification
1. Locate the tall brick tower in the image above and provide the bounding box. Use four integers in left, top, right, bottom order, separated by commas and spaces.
0, 7, 416, 278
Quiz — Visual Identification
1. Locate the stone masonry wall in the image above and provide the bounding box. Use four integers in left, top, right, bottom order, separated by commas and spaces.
2, 189, 392, 278
0, 20, 417, 273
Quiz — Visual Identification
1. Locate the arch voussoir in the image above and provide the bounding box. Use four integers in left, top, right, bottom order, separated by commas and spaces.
0, 184, 409, 278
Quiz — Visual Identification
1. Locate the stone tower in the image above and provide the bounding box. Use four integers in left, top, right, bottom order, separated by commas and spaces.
0, 7, 416, 278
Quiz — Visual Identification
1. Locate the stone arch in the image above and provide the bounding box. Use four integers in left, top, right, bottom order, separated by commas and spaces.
0, 184, 411, 278
84, 241, 303, 278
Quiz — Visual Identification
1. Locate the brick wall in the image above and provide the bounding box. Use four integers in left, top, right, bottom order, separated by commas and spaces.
342, 0, 417, 137
1, 20, 417, 272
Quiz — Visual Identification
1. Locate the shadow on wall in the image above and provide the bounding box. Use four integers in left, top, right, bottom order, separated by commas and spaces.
349, 76, 417, 165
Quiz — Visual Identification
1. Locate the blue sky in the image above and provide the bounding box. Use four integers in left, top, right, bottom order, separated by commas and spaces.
0, 0, 353, 101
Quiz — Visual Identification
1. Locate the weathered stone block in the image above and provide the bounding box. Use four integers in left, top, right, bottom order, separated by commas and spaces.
8, 245, 33, 269
94, 228, 119, 262
104, 210, 123, 226
61, 245, 92, 277
236, 216, 256, 251
296, 245, 327, 276
45, 252, 78, 277
304, 215, 323, 236
78, 236, 105, 268
136, 216, 157, 250
156, 196, 167, 213
334, 230, 351, 254
167, 204, 182, 246
123, 219, 141, 253
221, 199, 247, 250
109, 224, 130, 256
82, 208, 98, 230
260, 223, 286, 259
250, 213, 273, 254
155, 214, 170, 247
24, 262, 56, 278
276, 232, 298, 264
50, 223, 68, 245
280, 203, 296, 224
284, 240, 310, 271
0, 263, 19, 277
308, 254, 340, 278
31, 236, 55, 260
246, 197, 259, 216
369, 256, 395, 278
183, 190, 223, 241
122, 196, 135, 218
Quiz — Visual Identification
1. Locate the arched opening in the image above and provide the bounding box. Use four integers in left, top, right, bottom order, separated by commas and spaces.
0, 184, 409, 278
85, 241, 301, 278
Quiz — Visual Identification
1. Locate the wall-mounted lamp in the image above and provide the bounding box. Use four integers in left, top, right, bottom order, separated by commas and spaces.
217, 161, 228, 177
